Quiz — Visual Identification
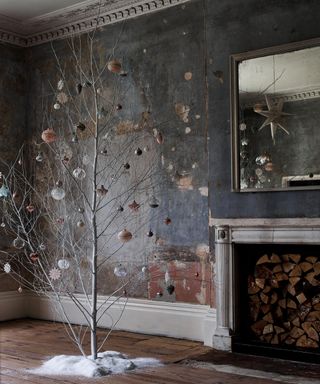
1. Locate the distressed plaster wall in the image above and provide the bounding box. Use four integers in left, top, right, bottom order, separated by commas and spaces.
207, 0, 320, 218
0, 44, 27, 291
25, 1, 211, 305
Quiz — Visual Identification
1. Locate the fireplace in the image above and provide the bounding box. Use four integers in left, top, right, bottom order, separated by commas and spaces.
212, 220, 320, 362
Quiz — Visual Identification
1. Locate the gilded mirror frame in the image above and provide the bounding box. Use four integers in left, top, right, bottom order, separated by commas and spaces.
230, 37, 320, 192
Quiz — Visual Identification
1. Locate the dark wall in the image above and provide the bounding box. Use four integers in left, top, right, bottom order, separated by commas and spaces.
0, 44, 27, 291
207, 0, 320, 218
25, 2, 211, 304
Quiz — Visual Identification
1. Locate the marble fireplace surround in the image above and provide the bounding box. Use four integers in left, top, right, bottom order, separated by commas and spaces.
211, 218, 320, 351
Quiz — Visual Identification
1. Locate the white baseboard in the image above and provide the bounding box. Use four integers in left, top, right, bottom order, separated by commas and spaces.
1, 291, 216, 346
0, 291, 28, 321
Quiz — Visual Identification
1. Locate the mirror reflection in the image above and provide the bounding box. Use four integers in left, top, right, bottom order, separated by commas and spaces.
235, 44, 320, 191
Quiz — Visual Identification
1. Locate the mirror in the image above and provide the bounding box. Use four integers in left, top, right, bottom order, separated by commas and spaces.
231, 38, 320, 192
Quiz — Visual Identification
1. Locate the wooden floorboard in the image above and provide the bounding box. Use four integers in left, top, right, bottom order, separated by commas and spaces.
1, 319, 318, 384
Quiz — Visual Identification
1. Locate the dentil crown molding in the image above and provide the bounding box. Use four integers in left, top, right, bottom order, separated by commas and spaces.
0, 0, 190, 47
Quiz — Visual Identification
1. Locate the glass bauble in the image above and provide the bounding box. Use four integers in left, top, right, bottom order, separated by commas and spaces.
0, 185, 9, 198
114, 265, 127, 277
51, 187, 66, 200
73, 167, 86, 180
13, 237, 25, 249
58, 259, 70, 270
149, 195, 159, 208
117, 229, 132, 242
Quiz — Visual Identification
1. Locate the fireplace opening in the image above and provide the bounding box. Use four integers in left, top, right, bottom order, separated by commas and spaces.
233, 244, 320, 363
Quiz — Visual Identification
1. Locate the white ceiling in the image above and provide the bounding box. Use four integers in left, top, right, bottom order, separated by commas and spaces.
0, 0, 87, 21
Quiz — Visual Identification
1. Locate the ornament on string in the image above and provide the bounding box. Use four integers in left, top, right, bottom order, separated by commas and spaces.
124, 163, 130, 170
76, 83, 83, 94
1, 221, 6, 228
71, 133, 79, 143
12, 191, 20, 200
76, 122, 86, 131
13, 237, 25, 249
53, 102, 61, 110
164, 217, 172, 225
118, 229, 133, 242
49, 267, 61, 281
97, 185, 108, 197
116, 104, 122, 111
128, 200, 140, 212
117, 205, 124, 212
135, 148, 142, 156
51, 186, 66, 200
239, 123, 247, 131
36, 152, 44, 162
114, 264, 127, 277
18, 158, 22, 166
166, 284, 175, 295
56, 217, 65, 225
3, 262, 11, 273
77, 220, 85, 228
26, 204, 35, 213
82, 81, 92, 88
73, 167, 86, 180
149, 195, 159, 208
107, 60, 122, 73
57, 92, 68, 104
156, 132, 164, 144
241, 138, 249, 146
100, 149, 108, 155
18, 286, 23, 293
57, 79, 64, 90
39, 243, 46, 251
147, 229, 153, 237
0, 185, 9, 198
141, 266, 148, 274
30, 253, 39, 262
58, 259, 70, 270
41, 128, 57, 144
156, 291, 163, 297
78, 207, 85, 214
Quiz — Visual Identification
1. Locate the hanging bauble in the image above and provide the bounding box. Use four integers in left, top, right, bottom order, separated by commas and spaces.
49, 267, 61, 281
56, 217, 64, 225
120, 71, 127, 77
41, 128, 57, 144
57, 79, 64, 90
3, 262, 11, 273
76, 122, 86, 131
51, 187, 66, 201
36, 152, 44, 162
239, 123, 247, 131
1, 221, 6, 228
71, 133, 79, 143
164, 217, 172, 225
147, 230, 153, 237
77, 220, 85, 228
76, 83, 83, 94
256, 154, 270, 166
26, 204, 35, 213
100, 149, 108, 155
117, 206, 124, 212
240, 150, 248, 160
13, 237, 25, 249
39, 243, 46, 251
265, 162, 274, 172
149, 195, 159, 208
72, 167, 86, 180
116, 104, 122, 110
97, 185, 108, 197
117, 229, 133, 242
124, 163, 130, 170
12, 191, 20, 200
18, 286, 23, 293
135, 148, 142, 156
30, 253, 39, 262
114, 264, 127, 277
156, 132, 164, 144
166, 284, 175, 295
107, 60, 122, 73
156, 291, 163, 297
141, 266, 148, 274
143, 146, 149, 152
57, 92, 68, 104
58, 259, 70, 270
18, 158, 22, 165
241, 138, 249, 146
53, 103, 61, 110
82, 155, 91, 165
0, 185, 9, 198
56, 180, 63, 187
78, 207, 85, 213
128, 200, 140, 212
253, 103, 263, 113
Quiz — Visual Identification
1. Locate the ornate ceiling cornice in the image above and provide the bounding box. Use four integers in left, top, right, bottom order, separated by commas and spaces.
0, 0, 190, 47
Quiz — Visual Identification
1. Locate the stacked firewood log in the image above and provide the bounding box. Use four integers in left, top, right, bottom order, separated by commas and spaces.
248, 253, 320, 348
